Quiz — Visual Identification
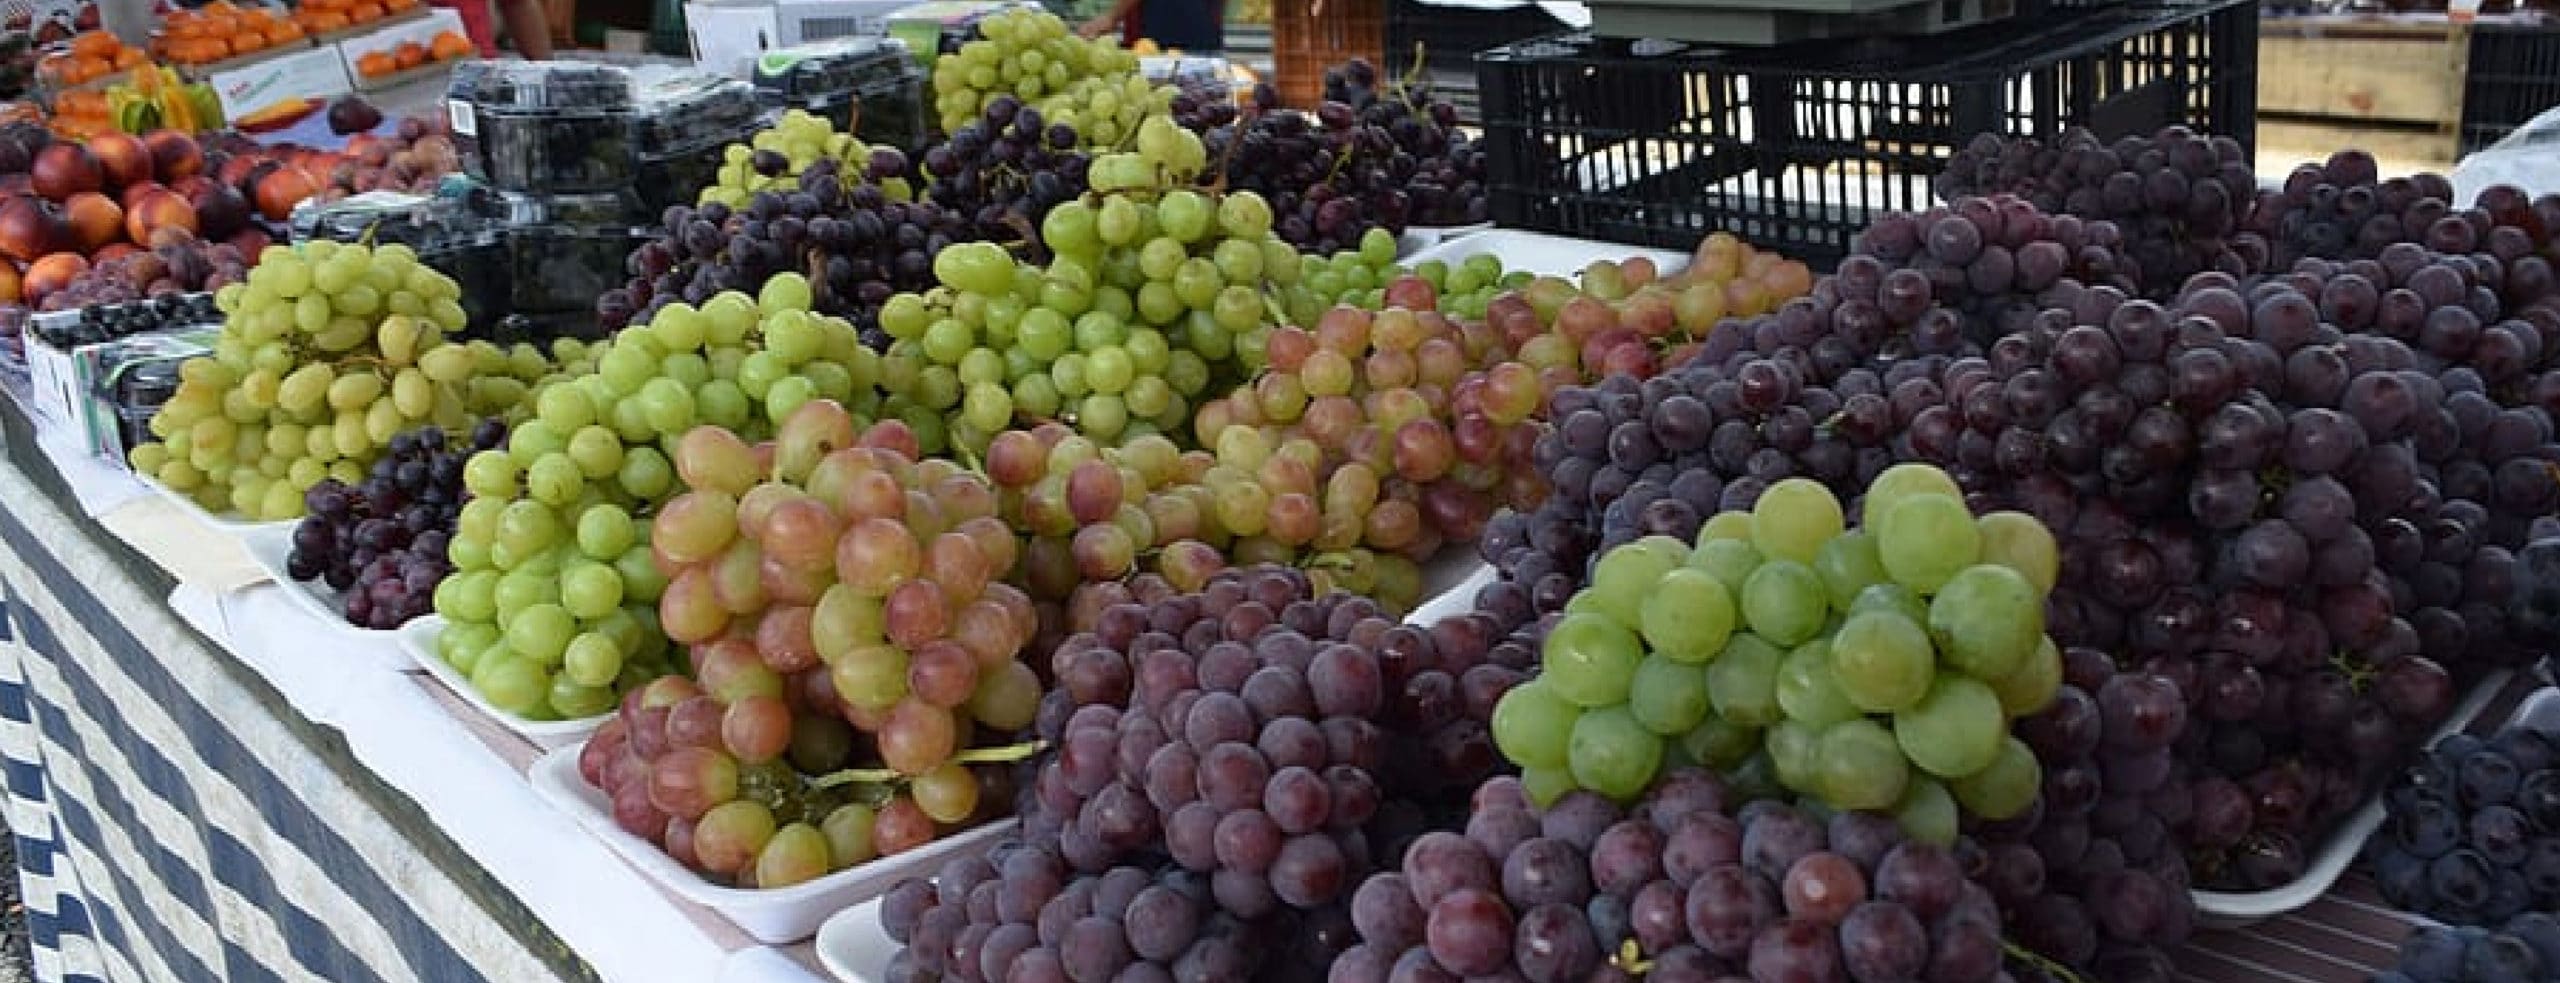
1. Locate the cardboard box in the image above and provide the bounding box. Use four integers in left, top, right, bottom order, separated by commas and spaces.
210, 43, 353, 121
331, 6, 466, 83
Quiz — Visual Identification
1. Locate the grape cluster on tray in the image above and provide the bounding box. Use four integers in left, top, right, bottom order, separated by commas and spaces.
1185, 58, 1487, 256
286, 419, 504, 629
2369, 721, 2560, 926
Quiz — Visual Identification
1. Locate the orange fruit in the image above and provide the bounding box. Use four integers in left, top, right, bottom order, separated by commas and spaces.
265, 23, 301, 44
71, 30, 118, 58
111, 48, 146, 69
308, 11, 349, 30
393, 41, 425, 68
356, 51, 395, 77
350, 1, 385, 20
429, 30, 471, 59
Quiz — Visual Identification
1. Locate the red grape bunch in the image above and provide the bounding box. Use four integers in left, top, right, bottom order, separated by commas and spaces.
577, 405, 1044, 886
873, 563, 1544, 983
1333, 774, 2013, 983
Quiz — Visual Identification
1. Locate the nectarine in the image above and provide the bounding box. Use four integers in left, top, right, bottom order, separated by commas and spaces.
62, 191, 122, 251
22, 253, 88, 305
142, 129, 203, 182
251, 165, 315, 221
30, 143, 103, 200
0, 198, 67, 263
125, 189, 198, 244
86, 131, 149, 189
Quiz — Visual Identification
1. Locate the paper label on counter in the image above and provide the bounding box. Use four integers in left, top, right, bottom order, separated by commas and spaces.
211, 46, 353, 120
447, 98, 476, 136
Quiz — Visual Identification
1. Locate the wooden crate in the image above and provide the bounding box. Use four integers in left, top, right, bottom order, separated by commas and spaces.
1270, 0, 1381, 108
2257, 15, 2469, 162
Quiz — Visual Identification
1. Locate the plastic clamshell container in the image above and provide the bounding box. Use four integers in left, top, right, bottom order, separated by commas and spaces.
751, 35, 914, 103
416, 232, 511, 337
630, 72, 765, 211
2191, 668, 2516, 929
235, 524, 422, 668
1399, 228, 1689, 280
397, 615, 608, 749
448, 61, 640, 194
528, 743, 1018, 944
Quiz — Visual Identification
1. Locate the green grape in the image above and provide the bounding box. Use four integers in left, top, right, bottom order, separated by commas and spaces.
1974, 511, 2060, 594
1521, 765, 1574, 808
1540, 612, 1643, 707
1739, 560, 1825, 646
1764, 718, 1820, 793
1812, 531, 1887, 614
560, 561, 625, 620
1948, 736, 2040, 820
1874, 494, 1980, 594
1829, 610, 1936, 713
1987, 635, 2062, 718
1887, 522, 2012, 642
1775, 640, 1861, 728
473, 654, 550, 718
1894, 777, 1958, 845
1751, 478, 1844, 563
1703, 633, 1783, 727
1626, 654, 1712, 737
1679, 711, 1759, 769
1638, 567, 1735, 663
1687, 537, 1763, 597
1892, 676, 2005, 779
1566, 705, 1660, 802
563, 632, 623, 687
1585, 535, 1688, 630
1847, 582, 1930, 625
1491, 679, 1579, 770
1813, 718, 1909, 811
1862, 463, 1963, 538
1697, 510, 1755, 543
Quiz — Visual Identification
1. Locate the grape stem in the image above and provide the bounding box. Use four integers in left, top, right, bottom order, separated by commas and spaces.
806, 741, 1048, 790
1607, 939, 1651, 975
1999, 940, 2088, 983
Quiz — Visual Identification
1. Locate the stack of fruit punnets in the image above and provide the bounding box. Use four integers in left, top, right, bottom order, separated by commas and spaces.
129, 241, 543, 521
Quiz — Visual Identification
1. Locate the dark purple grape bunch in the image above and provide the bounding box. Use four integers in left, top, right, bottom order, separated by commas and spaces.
1975, 655, 2197, 973
2376, 915, 2560, 983
2243, 151, 2560, 307
600, 99, 1091, 345
1333, 776, 2013, 983
876, 841, 1273, 983
1936, 127, 2258, 296
1849, 194, 2141, 350
286, 418, 502, 630
1185, 56, 1485, 255
2518, 531, 2560, 648
2366, 723, 2560, 926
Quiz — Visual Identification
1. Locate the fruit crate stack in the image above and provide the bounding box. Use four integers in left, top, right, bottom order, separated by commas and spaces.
2460, 22, 2560, 157
1471, 0, 2258, 267
1270, 0, 1383, 107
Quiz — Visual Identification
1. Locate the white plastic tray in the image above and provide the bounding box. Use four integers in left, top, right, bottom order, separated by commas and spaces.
1401, 228, 1692, 280
1407, 560, 1495, 629
398, 615, 608, 749
2191, 668, 2515, 929
815, 897, 898, 983
237, 523, 421, 668
528, 743, 1017, 945
139, 470, 296, 535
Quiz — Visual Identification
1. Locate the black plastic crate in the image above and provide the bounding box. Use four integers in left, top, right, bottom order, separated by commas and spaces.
1473, 0, 2256, 267
2462, 23, 2560, 158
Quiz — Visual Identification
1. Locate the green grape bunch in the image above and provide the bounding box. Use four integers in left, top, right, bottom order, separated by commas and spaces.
698, 109, 900, 210
1492, 465, 2065, 845
132, 241, 545, 521
429, 274, 883, 722
933, 9, 1168, 147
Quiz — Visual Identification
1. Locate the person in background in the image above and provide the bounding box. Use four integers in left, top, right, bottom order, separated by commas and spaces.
1077, 0, 1222, 57
434, 0, 553, 59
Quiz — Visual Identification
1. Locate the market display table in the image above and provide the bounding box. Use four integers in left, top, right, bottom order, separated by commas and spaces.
0, 381, 844, 983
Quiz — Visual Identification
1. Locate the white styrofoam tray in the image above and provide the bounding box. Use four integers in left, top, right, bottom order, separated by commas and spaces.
816, 897, 898, 983
397, 615, 608, 750
237, 522, 422, 668
140, 470, 296, 535
1401, 228, 1692, 280
1407, 560, 1495, 629
528, 743, 1017, 945
2191, 669, 2516, 929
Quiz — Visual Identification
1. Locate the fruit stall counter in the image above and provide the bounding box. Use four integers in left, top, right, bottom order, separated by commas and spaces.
0, 374, 855, 983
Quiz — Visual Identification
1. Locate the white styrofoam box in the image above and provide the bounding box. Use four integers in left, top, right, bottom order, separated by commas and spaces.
685, 0, 911, 79
1402, 228, 1690, 280
2191, 669, 2517, 929
528, 743, 1017, 944
330, 6, 465, 81
236, 523, 422, 669
1407, 560, 1494, 629
398, 615, 608, 749
210, 43, 353, 121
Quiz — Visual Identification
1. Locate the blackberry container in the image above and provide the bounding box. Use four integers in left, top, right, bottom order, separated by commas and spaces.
476, 190, 649, 342
630, 72, 764, 214
105, 356, 182, 455
447, 61, 640, 195
750, 37, 928, 152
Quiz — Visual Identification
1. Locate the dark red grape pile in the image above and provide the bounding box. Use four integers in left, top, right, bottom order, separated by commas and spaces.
1181, 58, 1486, 256
599, 98, 1090, 344
1333, 775, 2010, 983
1935, 127, 2260, 294
2376, 915, 2560, 983
286, 419, 505, 629
2520, 532, 2560, 646
875, 563, 1540, 982
2367, 722, 2560, 926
